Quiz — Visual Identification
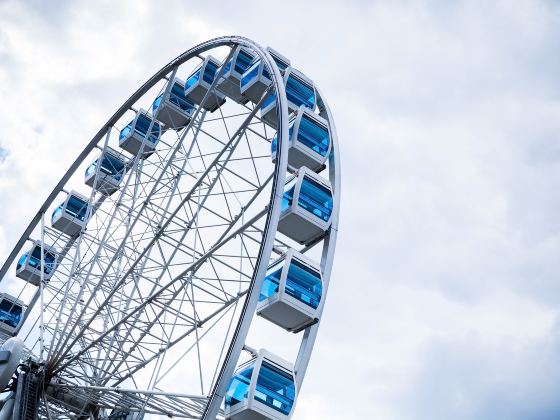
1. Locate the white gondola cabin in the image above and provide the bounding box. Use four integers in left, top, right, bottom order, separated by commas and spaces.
51, 191, 89, 237
217, 46, 256, 103
153, 78, 196, 130
277, 168, 333, 244
184, 55, 226, 112
260, 68, 316, 129
271, 107, 331, 172
119, 110, 161, 157
16, 241, 57, 286
239, 47, 291, 105
225, 349, 296, 420
0, 293, 25, 335
85, 148, 127, 195
266, 47, 291, 75
257, 250, 322, 332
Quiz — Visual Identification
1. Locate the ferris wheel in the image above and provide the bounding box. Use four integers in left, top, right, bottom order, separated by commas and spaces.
0, 36, 340, 420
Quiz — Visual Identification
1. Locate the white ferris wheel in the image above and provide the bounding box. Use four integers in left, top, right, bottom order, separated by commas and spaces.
0, 36, 340, 420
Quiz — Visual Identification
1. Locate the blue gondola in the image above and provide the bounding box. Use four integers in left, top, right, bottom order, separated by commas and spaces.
266, 47, 291, 75
184, 55, 226, 112
260, 68, 316, 129
239, 47, 291, 105
217, 46, 256, 103
153, 78, 196, 130
277, 167, 333, 244
85, 147, 127, 195
271, 106, 331, 172
51, 191, 89, 237
225, 349, 296, 420
257, 249, 322, 332
0, 293, 25, 335
15, 241, 57, 286
119, 110, 161, 157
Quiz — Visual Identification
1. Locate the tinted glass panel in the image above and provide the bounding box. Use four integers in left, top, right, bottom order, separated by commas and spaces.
108, 410, 133, 420
29, 246, 56, 274
119, 123, 133, 141
87, 156, 125, 181
270, 53, 289, 71
271, 122, 295, 156
254, 362, 295, 415
185, 68, 201, 91
85, 161, 97, 178
66, 195, 88, 221
169, 82, 195, 112
285, 260, 322, 309
241, 62, 260, 88
31, 246, 43, 260
234, 50, 254, 74
203, 60, 219, 84
286, 74, 315, 109
134, 114, 160, 143
281, 178, 297, 212
16, 252, 28, 271
297, 114, 330, 157
262, 65, 271, 80
222, 59, 232, 75
0, 299, 22, 328
135, 114, 150, 134
153, 94, 163, 112
44, 252, 56, 274
102, 154, 125, 179
261, 94, 275, 110
259, 261, 284, 301
271, 135, 277, 156
171, 82, 185, 97
225, 366, 254, 408
51, 205, 63, 223
298, 177, 333, 222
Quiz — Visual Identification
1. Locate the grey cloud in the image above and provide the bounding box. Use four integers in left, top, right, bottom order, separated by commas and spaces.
0, 146, 7, 163
396, 328, 560, 420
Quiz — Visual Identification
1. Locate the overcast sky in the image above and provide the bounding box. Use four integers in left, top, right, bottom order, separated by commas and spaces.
1, 1, 560, 419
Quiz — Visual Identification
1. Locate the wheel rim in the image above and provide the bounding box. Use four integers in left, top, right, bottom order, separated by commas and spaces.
0, 36, 339, 420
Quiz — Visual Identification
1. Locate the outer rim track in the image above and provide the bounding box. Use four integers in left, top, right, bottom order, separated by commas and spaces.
0, 35, 339, 420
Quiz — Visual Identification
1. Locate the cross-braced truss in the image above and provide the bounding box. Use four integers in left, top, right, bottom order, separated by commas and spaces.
0, 36, 340, 420
23, 87, 279, 410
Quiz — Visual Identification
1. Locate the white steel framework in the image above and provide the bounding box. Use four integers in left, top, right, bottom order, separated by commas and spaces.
0, 36, 340, 420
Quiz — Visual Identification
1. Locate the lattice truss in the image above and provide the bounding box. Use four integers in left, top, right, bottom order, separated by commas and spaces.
1, 37, 339, 420
16, 60, 293, 417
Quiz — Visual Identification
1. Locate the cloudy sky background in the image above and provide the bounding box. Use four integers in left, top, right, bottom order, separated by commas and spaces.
1, 0, 560, 419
